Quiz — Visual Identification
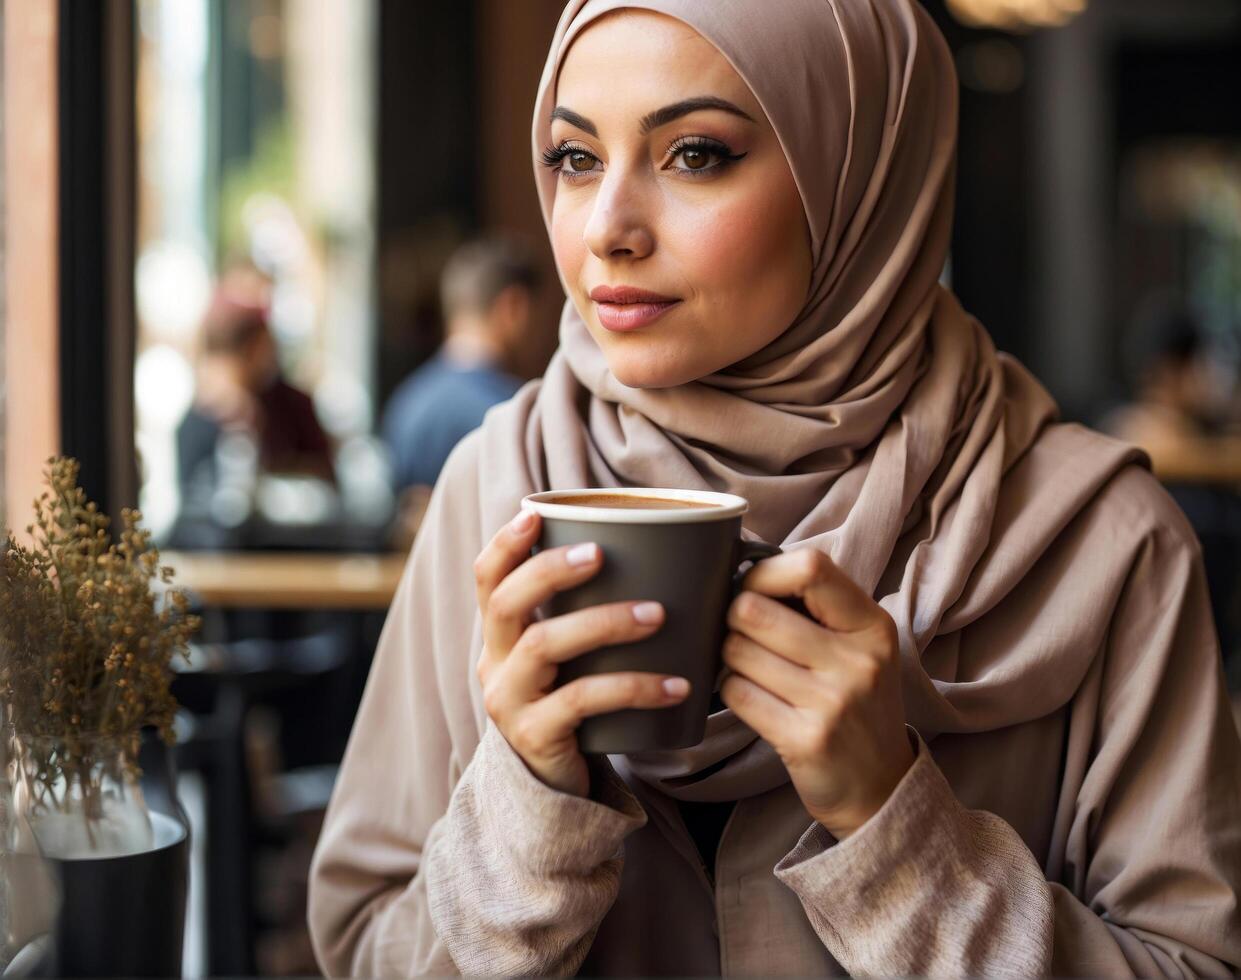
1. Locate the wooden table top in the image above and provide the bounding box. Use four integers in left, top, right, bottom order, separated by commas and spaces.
1149, 449, 1241, 487
161, 550, 407, 610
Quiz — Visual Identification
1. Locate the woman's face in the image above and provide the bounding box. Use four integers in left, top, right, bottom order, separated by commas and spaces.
546, 10, 812, 388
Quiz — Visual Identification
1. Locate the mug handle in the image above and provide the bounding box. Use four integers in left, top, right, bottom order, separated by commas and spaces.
731, 539, 782, 594
731, 539, 812, 618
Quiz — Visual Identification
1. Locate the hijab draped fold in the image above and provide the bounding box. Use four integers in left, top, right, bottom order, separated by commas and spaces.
470, 0, 1144, 804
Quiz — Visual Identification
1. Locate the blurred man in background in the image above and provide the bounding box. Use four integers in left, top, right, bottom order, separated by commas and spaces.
381, 236, 536, 493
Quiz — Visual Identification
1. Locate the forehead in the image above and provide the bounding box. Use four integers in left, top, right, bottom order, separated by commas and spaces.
555, 9, 758, 119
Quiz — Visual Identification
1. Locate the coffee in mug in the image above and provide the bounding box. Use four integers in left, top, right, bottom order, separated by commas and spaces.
550, 493, 720, 510
521, 487, 779, 753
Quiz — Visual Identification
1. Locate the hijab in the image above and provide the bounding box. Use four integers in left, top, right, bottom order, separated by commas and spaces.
466, 0, 1143, 803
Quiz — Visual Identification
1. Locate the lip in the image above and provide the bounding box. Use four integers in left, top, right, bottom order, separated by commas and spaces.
589, 284, 681, 332
589, 284, 679, 304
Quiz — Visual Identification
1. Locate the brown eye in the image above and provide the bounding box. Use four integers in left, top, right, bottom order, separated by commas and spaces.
681, 148, 709, 170
666, 138, 745, 177
540, 141, 599, 178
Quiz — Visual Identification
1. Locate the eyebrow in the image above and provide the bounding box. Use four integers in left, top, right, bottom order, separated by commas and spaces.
549, 96, 756, 137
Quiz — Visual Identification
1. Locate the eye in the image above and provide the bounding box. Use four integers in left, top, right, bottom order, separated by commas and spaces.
564, 149, 599, 174
539, 141, 600, 180
667, 137, 747, 177
675, 146, 712, 170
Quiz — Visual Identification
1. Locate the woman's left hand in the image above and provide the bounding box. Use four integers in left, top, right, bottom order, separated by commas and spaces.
721, 548, 914, 840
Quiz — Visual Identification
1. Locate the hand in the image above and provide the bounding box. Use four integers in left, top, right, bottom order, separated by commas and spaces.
473, 509, 691, 798
721, 549, 914, 839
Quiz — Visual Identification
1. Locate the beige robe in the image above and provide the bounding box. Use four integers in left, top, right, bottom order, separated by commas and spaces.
308, 429, 1241, 977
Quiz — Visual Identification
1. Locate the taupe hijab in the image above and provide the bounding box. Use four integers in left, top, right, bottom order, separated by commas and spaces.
472, 0, 1142, 802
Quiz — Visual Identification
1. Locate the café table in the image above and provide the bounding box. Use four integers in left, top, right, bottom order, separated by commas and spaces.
160, 550, 407, 610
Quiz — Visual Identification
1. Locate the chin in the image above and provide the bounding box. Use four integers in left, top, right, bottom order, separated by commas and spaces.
586, 313, 726, 388
605, 351, 704, 389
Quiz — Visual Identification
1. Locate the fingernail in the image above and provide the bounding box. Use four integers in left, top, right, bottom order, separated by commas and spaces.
510, 510, 535, 533
566, 542, 599, 566
663, 677, 690, 698
632, 601, 663, 625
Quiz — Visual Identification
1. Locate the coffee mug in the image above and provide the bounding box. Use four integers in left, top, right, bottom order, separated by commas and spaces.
521, 487, 780, 753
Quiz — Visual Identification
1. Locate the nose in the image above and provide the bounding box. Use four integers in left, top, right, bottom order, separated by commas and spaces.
582, 166, 654, 261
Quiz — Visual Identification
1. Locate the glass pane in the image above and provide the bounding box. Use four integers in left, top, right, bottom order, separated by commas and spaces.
134, 0, 381, 543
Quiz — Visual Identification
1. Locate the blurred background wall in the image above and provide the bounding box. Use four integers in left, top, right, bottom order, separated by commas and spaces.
925, 0, 1241, 424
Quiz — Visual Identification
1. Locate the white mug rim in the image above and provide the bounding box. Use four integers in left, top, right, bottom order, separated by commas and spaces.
521, 487, 748, 524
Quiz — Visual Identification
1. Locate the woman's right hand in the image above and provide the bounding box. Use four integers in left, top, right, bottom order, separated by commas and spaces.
474, 508, 691, 798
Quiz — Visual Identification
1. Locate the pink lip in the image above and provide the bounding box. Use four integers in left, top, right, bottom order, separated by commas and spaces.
594, 300, 680, 332
588, 284, 681, 332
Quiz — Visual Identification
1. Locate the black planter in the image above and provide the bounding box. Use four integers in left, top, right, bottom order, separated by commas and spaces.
11, 734, 191, 979
47, 811, 188, 978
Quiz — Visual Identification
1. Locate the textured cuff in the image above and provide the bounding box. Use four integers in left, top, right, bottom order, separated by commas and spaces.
772, 730, 1051, 977
772, 731, 962, 954
423, 722, 649, 976
472, 720, 648, 873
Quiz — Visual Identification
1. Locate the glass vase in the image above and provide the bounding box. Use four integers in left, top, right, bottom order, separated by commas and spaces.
7, 732, 154, 860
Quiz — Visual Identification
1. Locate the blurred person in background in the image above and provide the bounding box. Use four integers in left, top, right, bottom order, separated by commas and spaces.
1102, 311, 1241, 681
380, 237, 537, 549
174, 267, 336, 545
380, 236, 536, 493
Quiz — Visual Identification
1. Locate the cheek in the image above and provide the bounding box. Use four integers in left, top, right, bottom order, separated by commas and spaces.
684, 189, 807, 335
550, 199, 587, 287
687, 200, 768, 284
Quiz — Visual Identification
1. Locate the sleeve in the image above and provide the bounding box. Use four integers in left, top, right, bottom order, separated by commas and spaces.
773, 485, 1241, 978
307, 434, 647, 977
423, 722, 646, 976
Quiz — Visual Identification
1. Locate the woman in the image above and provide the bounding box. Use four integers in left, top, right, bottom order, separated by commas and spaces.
309, 1, 1241, 975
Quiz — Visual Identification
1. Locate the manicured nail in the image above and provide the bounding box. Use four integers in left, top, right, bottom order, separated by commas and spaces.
510, 510, 535, 533
632, 602, 664, 625
566, 542, 599, 566
663, 677, 690, 698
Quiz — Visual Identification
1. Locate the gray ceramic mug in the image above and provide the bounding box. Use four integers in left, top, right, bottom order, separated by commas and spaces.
521, 487, 780, 754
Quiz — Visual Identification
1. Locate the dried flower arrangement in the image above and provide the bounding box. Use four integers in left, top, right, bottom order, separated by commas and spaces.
0, 458, 199, 847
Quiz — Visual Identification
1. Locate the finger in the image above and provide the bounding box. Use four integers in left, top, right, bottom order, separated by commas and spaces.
484, 540, 605, 656
531, 672, 691, 741
741, 548, 876, 632
719, 669, 794, 740
509, 601, 665, 693
474, 510, 543, 614
721, 631, 823, 708
726, 591, 826, 669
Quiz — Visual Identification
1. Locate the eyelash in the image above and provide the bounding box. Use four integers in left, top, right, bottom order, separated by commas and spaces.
539, 136, 747, 182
